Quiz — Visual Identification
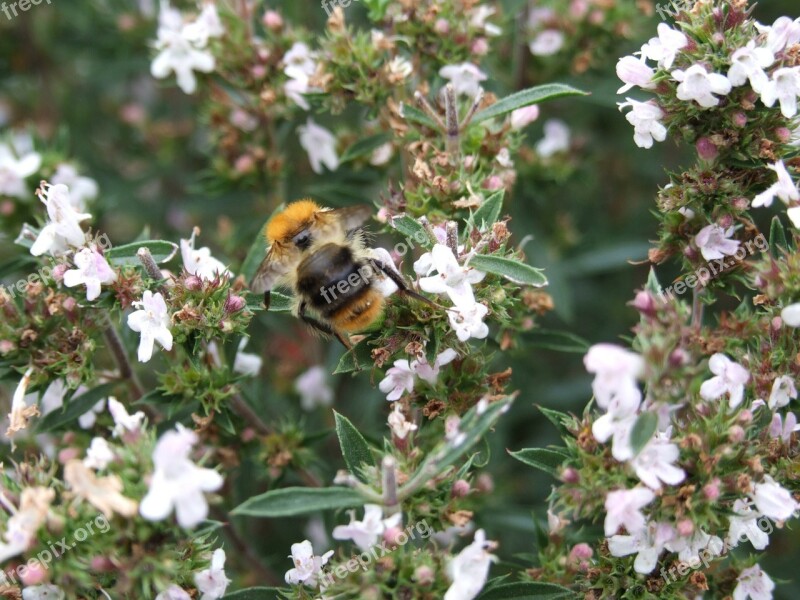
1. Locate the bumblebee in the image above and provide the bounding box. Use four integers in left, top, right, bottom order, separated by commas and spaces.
249, 199, 426, 347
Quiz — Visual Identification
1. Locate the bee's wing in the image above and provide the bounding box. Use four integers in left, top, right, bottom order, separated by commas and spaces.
325, 204, 373, 233
249, 248, 288, 294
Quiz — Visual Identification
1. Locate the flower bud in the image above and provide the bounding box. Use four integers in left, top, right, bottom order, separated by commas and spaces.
234, 154, 256, 175
776, 127, 792, 143
262, 10, 283, 30
729, 425, 745, 443
476, 473, 494, 493
52, 263, 69, 283
483, 175, 503, 190
58, 447, 81, 464
451, 479, 471, 498
434, 19, 449, 34
224, 293, 246, 313
20, 562, 47, 585
569, 543, 593, 562
184, 274, 203, 290
511, 105, 540, 130
561, 467, 580, 484
251, 65, 267, 79
677, 519, 694, 537
90, 556, 115, 572
415, 565, 435, 585
631, 290, 656, 317
384, 526, 403, 546
703, 479, 721, 501
696, 137, 718, 161
738, 409, 753, 424
732, 112, 747, 127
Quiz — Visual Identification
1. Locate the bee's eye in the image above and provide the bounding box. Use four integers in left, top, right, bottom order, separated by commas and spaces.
292, 230, 312, 250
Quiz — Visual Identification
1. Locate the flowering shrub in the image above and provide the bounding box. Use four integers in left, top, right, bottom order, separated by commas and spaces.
0, 0, 798, 599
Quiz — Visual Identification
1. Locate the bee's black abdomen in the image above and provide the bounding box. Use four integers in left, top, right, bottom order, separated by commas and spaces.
296, 243, 372, 316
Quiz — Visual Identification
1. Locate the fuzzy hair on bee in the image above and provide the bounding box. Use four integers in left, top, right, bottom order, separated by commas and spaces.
250, 199, 425, 348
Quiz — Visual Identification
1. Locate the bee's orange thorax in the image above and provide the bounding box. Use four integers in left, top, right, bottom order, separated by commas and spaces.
330, 289, 385, 332
265, 199, 320, 244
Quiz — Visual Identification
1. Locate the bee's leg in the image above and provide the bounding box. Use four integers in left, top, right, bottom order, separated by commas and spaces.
298, 301, 352, 350
263, 291, 271, 311
371, 260, 438, 308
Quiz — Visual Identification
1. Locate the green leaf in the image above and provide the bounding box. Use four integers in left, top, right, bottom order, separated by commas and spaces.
37, 382, 117, 433
645, 267, 662, 295
334, 411, 376, 482
477, 581, 576, 599
246, 291, 293, 313
472, 84, 588, 124
525, 329, 589, 353
362, 0, 392, 20
232, 487, 366, 517
105, 240, 179, 267
630, 411, 658, 456
536, 405, 571, 437
508, 448, 567, 477
223, 588, 284, 600
400, 103, 440, 130
769, 215, 788, 256
340, 133, 392, 163
468, 255, 547, 287
472, 190, 504, 229
389, 214, 434, 248
334, 342, 374, 374
241, 221, 270, 283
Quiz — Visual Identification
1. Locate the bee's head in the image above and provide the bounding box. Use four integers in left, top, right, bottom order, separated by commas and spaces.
265, 199, 320, 248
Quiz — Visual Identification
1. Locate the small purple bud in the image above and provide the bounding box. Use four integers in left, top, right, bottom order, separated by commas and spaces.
224, 293, 247, 313
696, 137, 718, 161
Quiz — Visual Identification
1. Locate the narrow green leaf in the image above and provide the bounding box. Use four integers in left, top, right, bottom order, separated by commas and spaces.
105, 240, 179, 267
334, 411, 376, 482
769, 215, 788, 256
645, 267, 662, 295
37, 382, 117, 432
477, 581, 576, 599
232, 487, 365, 517
472, 190, 504, 229
241, 222, 270, 283
246, 291, 293, 313
508, 448, 566, 477
472, 84, 588, 124
389, 214, 434, 248
400, 103, 439, 130
223, 588, 284, 599
334, 342, 374, 374
630, 412, 658, 455
525, 329, 589, 353
536, 405, 571, 437
469, 255, 547, 287
340, 133, 392, 163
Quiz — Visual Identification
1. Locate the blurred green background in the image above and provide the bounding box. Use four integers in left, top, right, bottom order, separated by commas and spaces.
1, 0, 797, 595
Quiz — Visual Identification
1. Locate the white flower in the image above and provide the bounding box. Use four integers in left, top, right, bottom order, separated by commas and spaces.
608, 521, 674, 574
412, 348, 458, 385
439, 63, 487, 98
665, 530, 723, 564
768, 375, 797, 409
108, 397, 146, 437
232, 338, 262, 377
180, 229, 230, 281
0, 143, 41, 199
788, 206, 800, 229
727, 41, 774, 94
617, 98, 667, 149
756, 16, 800, 53
50, 164, 98, 212
593, 406, 637, 462
386, 56, 413, 81
616, 55, 657, 94
417, 244, 485, 307
733, 564, 775, 600
769, 412, 799, 443
630, 431, 686, 491
283, 42, 317, 80
379, 359, 415, 401
370, 142, 394, 166
470, 6, 501, 36
284, 77, 313, 110
445, 414, 467, 447
63, 246, 117, 302
583, 343, 644, 411
21, 585, 64, 600
510, 105, 540, 130
388, 404, 417, 439
604, 487, 655, 536
127, 290, 173, 363
332, 504, 401, 551
39, 380, 104, 429
140, 425, 223, 528
155, 585, 191, 600
30, 183, 91, 257
751, 475, 799, 521
0, 487, 54, 563
495, 147, 513, 168
752, 160, 799, 208
447, 302, 489, 342
194, 548, 231, 600
529, 29, 564, 56
781, 302, 800, 327
695, 224, 740, 262
444, 529, 496, 600
640, 23, 688, 69
535, 119, 571, 157
727, 499, 770, 551
150, 3, 216, 94
672, 64, 732, 108
760, 67, 800, 118
285, 540, 334, 587
699, 353, 749, 409
7, 367, 36, 439
297, 118, 339, 174
294, 366, 334, 410
193, 4, 224, 40
84, 437, 115, 470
